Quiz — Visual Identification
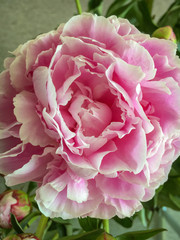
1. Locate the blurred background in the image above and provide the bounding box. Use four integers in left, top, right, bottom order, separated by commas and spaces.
0, 0, 175, 71
0, 0, 179, 239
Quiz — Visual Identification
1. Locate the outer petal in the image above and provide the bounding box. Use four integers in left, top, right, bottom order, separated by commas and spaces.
96, 175, 145, 200
62, 13, 121, 49
5, 148, 54, 186
0, 71, 18, 139
36, 177, 103, 219
107, 198, 142, 218
0, 144, 42, 175
13, 91, 54, 147
141, 38, 177, 60
108, 16, 140, 36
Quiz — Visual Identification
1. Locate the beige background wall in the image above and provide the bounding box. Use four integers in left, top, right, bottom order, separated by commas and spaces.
0, 0, 174, 70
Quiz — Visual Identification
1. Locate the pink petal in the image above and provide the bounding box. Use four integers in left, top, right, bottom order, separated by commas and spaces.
0, 143, 42, 175
106, 198, 142, 218
100, 123, 147, 174
108, 16, 140, 36
5, 147, 54, 186
117, 40, 156, 80
13, 91, 54, 147
62, 13, 120, 49
9, 55, 31, 91
141, 38, 177, 60
96, 175, 145, 200
67, 178, 89, 203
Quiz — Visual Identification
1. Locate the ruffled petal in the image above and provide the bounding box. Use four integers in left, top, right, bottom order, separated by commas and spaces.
13, 91, 54, 147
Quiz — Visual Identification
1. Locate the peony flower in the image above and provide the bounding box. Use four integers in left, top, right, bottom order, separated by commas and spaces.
152, 26, 177, 43
0, 190, 31, 228
3, 233, 39, 240
0, 13, 180, 219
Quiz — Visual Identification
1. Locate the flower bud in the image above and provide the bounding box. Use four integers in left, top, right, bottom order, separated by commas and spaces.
152, 26, 176, 43
0, 190, 31, 228
3, 233, 40, 240
96, 232, 116, 240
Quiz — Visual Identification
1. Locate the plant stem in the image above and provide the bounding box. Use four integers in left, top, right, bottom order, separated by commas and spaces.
103, 219, 109, 233
52, 233, 59, 240
145, 0, 154, 15
36, 214, 49, 240
75, 0, 82, 15
66, 224, 73, 236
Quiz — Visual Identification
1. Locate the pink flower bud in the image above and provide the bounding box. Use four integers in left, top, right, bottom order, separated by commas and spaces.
152, 26, 177, 43
0, 190, 31, 229
3, 233, 40, 240
96, 232, 116, 240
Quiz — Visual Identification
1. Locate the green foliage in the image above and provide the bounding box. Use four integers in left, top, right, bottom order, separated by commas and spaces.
52, 217, 70, 225
78, 216, 101, 231
113, 216, 133, 228
116, 228, 166, 240
50, 218, 72, 238
20, 211, 40, 229
170, 156, 180, 177
106, 0, 137, 18
88, 0, 103, 15
106, 0, 157, 34
158, 0, 180, 27
27, 182, 37, 195
151, 157, 180, 211
10, 214, 24, 234
157, 177, 180, 210
43, 221, 67, 240
60, 229, 104, 240
157, 0, 180, 56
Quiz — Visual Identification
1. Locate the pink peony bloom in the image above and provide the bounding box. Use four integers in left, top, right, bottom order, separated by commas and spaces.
0, 13, 180, 219
0, 190, 31, 228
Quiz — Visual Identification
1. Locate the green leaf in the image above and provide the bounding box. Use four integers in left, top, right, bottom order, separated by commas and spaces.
107, 0, 157, 34
106, 0, 137, 18
136, 1, 157, 33
44, 230, 59, 240
161, 177, 180, 196
88, 0, 103, 10
142, 198, 154, 211
88, 0, 103, 15
156, 176, 180, 211
170, 156, 180, 177
113, 216, 133, 228
139, 208, 154, 228
116, 228, 166, 240
27, 181, 37, 195
10, 213, 24, 234
52, 217, 70, 225
169, 194, 180, 208
60, 229, 104, 240
20, 211, 40, 229
157, 192, 180, 210
47, 221, 67, 238
177, 49, 180, 57
158, 1, 180, 27
145, 0, 154, 14
78, 217, 101, 231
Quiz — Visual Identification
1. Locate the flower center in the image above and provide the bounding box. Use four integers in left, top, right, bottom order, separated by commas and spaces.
79, 100, 112, 137
69, 96, 112, 137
